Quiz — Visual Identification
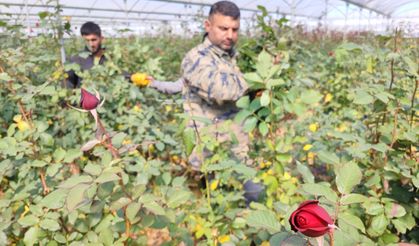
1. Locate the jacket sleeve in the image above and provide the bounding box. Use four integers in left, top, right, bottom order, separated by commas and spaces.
181, 53, 248, 105
63, 56, 81, 89
149, 78, 183, 94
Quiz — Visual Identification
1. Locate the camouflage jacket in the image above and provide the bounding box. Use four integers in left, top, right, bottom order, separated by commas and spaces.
181, 37, 248, 125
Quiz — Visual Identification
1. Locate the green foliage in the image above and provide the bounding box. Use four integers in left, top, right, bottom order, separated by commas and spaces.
0, 6, 417, 246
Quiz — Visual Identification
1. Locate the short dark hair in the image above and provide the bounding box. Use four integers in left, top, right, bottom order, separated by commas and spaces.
80, 22, 102, 36
209, 1, 240, 19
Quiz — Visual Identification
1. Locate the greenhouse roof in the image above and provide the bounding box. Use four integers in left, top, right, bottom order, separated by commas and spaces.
1, 0, 419, 35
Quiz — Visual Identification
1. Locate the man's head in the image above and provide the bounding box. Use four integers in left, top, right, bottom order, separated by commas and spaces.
205, 1, 240, 52
80, 22, 103, 54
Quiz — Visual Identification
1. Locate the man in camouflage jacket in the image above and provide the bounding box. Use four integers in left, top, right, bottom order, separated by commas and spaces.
181, 1, 250, 170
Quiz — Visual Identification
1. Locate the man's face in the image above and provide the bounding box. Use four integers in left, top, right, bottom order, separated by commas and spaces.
82, 34, 103, 54
205, 13, 240, 51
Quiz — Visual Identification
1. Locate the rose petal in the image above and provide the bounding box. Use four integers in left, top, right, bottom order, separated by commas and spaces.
300, 204, 333, 225
80, 88, 100, 110
295, 211, 328, 229
297, 200, 319, 209
289, 200, 333, 238
299, 227, 330, 237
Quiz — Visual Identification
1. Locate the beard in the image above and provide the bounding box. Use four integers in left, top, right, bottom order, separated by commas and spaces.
88, 44, 102, 55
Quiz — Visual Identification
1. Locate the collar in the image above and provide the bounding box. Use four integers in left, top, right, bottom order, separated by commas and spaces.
203, 37, 236, 59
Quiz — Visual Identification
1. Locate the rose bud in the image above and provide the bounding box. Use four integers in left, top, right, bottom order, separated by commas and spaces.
80, 88, 100, 110
289, 200, 334, 237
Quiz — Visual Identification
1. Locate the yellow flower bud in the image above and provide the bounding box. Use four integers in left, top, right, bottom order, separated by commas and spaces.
210, 180, 219, 191
218, 235, 230, 243
131, 73, 150, 87
309, 123, 318, 132
324, 93, 333, 103
303, 144, 313, 151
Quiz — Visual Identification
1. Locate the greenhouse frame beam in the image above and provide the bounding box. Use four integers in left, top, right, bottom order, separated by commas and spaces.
0, 12, 198, 23
0, 2, 198, 18
340, 0, 390, 18
147, 0, 321, 19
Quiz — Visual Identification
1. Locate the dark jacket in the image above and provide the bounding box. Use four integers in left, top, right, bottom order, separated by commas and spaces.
64, 47, 107, 88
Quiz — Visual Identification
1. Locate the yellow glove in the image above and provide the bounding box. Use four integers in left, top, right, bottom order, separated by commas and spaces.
131, 72, 151, 87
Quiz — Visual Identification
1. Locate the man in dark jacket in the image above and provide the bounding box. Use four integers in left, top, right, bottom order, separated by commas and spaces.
64, 21, 107, 88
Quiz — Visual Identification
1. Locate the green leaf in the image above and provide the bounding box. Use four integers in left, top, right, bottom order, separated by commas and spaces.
243, 117, 258, 132
236, 96, 250, 108
338, 212, 365, 233
266, 78, 285, 89
167, 190, 191, 208
32, 160, 47, 168
39, 219, 60, 231
256, 50, 272, 78
95, 172, 120, 184
317, 150, 340, 165
384, 202, 406, 218
83, 163, 102, 176
234, 109, 252, 123
364, 203, 384, 215
110, 197, 131, 211
301, 90, 322, 104
371, 143, 389, 153
66, 183, 90, 211
23, 226, 39, 246
111, 132, 127, 148
18, 215, 39, 227
260, 90, 270, 106
296, 161, 314, 183
126, 202, 142, 223
353, 90, 373, 105
403, 56, 418, 77
244, 72, 263, 83
205, 161, 234, 171
183, 128, 195, 156
368, 214, 388, 236
333, 228, 358, 246
270, 232, 306, 246
340, 194, 368, 205
0, 72, 12, 82
392, 213, 416, 234
39, 189, 67, 209
143, 201, 166, 216
335, 162, 362, 194
58, 175, 93, 189
53, 148, 66, 162
246, 210, 281, 234
63, 149, 82, 163
258, 122, 269, 136
301, 183, 338, 202
38, 11, 50, 19
99, 227, 114, 246
231, 164, 257, 180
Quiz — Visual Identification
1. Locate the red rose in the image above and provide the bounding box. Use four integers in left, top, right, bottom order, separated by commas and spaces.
289, 200, 333, 237
80, 88, 99, 110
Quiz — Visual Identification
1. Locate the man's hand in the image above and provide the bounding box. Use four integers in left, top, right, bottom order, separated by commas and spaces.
131, 72, 152, 87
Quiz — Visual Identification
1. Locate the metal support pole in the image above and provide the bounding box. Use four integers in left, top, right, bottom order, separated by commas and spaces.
345, 2, 348, 29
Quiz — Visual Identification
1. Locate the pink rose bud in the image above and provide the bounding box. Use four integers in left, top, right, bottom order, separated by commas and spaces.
289, 200, 334, 237
80, 88, 99, 110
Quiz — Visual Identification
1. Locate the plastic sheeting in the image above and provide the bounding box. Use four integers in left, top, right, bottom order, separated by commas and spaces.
1, 0, 418, 35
